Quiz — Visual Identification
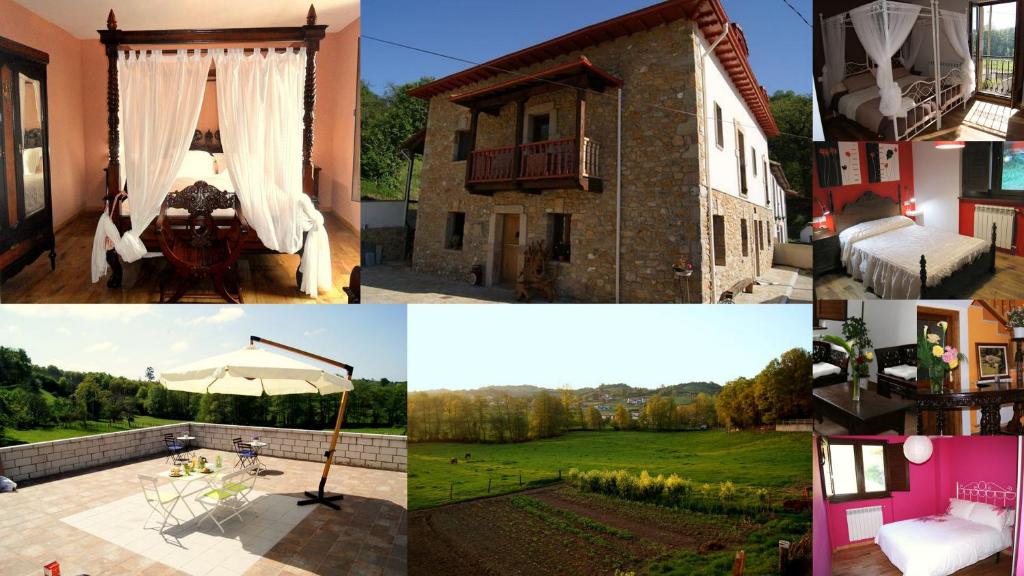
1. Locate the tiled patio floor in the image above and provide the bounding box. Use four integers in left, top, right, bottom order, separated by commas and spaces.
0, 449, 407, 576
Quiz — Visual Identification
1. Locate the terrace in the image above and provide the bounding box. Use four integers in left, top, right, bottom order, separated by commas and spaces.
0, 423, 407, 576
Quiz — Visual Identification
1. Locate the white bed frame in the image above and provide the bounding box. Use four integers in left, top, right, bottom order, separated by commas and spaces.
822, 0, 974, 140
958, 480, 1017, 509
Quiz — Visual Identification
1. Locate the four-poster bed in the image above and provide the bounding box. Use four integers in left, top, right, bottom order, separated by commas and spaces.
91, 6, 333, 298
820, 0, 976, 140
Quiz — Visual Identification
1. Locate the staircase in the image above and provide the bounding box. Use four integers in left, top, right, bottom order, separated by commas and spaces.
973, 300, 1021, 338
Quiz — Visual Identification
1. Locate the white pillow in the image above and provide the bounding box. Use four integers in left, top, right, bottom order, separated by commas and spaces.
883, 365, 917, 380
211, 152, 226, 174
23, 146, 42, 174
813, 363, 841, 379
178, 150, 215, 178
1005, 509, 1016, 527
948, 498, 976, 520
968, 502, 1007, 532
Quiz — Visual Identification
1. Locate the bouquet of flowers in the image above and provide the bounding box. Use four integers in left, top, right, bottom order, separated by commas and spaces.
823, 334, 873, 402
917, 321, 966, 393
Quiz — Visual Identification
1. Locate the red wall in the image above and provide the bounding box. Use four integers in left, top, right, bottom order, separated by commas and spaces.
812, 142, 915, 226
813, 436, 831, 576
824, 436, 1017, 550
958, 198, 1024, 254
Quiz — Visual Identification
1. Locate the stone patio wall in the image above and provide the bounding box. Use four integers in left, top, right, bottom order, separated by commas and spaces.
0, 423, 189, 483
188, 423, 408, 473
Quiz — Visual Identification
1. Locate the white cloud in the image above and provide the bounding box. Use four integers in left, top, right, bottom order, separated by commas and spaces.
303, 328, 327, 337
56, 327, 72, 335
178, 307, 246, 326
4, 304, 154, 323
170, 340, 190, 353
85, 341, 119, 353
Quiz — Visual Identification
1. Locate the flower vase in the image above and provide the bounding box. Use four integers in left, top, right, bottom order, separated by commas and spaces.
851, 374, 861, 403
930, 370, 946, 394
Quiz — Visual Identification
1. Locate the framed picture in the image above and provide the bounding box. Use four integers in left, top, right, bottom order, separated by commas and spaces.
976, 343, 1010, 381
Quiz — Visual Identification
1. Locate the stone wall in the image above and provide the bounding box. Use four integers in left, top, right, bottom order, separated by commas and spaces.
362, 226, 407, 264
711, 189, 776, 301
412, 20, 708, 303
0, 423, 408, 483
0, 423, 189, 483
188, 423, 407, 472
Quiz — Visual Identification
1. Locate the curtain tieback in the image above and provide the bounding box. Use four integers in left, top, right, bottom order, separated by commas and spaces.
90, 212, 149, 282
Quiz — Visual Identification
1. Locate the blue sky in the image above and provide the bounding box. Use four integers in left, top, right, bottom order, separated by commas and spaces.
0, 305, 407, 382
361, 0, 811, 95
407, 305, 811, 391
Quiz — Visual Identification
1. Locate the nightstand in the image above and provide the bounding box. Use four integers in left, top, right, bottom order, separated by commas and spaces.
813, 230, 841, 277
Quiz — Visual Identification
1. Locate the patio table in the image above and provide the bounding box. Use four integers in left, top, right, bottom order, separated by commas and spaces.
176, 435, 197, 457
158, 467, 223, 520
248, 440, 268, 475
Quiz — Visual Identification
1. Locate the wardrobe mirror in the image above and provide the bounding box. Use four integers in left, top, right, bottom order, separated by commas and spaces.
19, 72, 44, 217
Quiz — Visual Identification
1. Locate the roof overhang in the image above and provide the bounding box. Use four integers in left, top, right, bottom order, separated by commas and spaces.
449, 57, 623, 112
408, 0, 777, 136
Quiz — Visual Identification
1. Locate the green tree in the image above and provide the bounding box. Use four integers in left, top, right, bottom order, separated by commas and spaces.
197, 394, 233, 424
768, 90, 812, 238
74, 378, 104, 420
612, 404, 632, 430
145, 367, 155, 382
360, 78, 433, 199
584, 406, 604, 430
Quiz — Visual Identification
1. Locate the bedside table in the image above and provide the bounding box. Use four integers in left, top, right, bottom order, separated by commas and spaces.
813, 230, 841, 277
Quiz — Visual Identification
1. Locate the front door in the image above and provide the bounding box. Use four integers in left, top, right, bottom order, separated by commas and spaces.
500, 213, 520, 285
916, 306, 963, 434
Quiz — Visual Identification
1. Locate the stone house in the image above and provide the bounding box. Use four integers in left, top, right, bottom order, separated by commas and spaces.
407, 0, 784, 302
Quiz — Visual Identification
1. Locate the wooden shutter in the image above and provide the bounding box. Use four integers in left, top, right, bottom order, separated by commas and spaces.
885, 442, 911, 492
962, 143, 992, 196
816, 300, 848, 321
714, 215, 726, 266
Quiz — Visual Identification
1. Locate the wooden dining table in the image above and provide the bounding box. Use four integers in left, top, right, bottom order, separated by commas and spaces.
813, 382, 914, 435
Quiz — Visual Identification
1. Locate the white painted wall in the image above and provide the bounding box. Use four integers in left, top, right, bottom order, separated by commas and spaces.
912, 142, 961, 232
700, 34, 770, 208
361, 200, 406, 229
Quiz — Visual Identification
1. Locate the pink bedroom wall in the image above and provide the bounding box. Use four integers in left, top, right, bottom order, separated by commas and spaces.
315, 19, 360, 229
0, 0, 87, 229
812, 436, 831, 576
80, 42, 107, 212
936, 436, 1018, 507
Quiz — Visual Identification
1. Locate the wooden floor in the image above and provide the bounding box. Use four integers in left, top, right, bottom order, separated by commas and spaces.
832, 543, 1011, 576
0, 210, 359, 303
822, 97, 1024, 141
815, 252, 1024, 300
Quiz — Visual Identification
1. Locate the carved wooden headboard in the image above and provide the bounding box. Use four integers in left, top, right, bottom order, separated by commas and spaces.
190, 129, 222, 153
833, 191, 901, 234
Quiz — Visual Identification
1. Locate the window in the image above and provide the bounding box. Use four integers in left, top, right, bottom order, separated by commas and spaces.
714, 103, 724, 149
549, 213, 571, 262
819, 437, 910, 502
453, 130, 471, 161
757, 222, 764, 251
529, 114, 551, 143
445, 212, 466, 250
763, 160, 769, 198
737, 130, 748, 194
962, 142, 1024, 199
740, 219, 748, 257
713, 215, 726, 266
752, 149, 757, 176
766, 220, 772, 246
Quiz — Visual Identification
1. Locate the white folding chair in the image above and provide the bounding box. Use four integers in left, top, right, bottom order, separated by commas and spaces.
194, 466, 257, 533
138, 474, 191, 533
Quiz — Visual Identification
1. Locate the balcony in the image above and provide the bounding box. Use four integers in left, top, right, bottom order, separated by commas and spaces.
467, 137, 602, 193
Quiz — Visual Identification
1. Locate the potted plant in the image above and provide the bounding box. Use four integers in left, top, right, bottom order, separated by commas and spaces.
672, 256, 694, 277
823, 316, 874, 402
1008, 306, 1024, 339
917, 322, 966, 393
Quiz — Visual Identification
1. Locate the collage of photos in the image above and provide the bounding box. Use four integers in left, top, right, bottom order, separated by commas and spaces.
814, 0, 1024, 575
0, 0, 824, 576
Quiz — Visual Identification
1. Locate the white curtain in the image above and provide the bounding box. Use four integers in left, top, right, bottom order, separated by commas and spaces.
850, 2, 922, 116
941, 11, 976, 99
901, 25, 924, 71
91, 50, 211, 283
214, 48, 331, 298
822, 15, 846, 99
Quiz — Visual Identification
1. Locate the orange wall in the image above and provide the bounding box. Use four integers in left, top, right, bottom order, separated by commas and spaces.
966, 303, 1020, 433
315, 20, 360, 227
0, 0, 86, 229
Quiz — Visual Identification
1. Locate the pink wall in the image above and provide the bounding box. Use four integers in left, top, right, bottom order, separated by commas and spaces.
0, 0, 87, 229
314, 20, 360, 228
813, 436, 832, 576
824, 436, 1017, 551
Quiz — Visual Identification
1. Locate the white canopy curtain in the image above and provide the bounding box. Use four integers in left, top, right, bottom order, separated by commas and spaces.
821, 14, 846, 99
901, 24, 925, 71
214, 48, 332, 298
91, 50, 211, 283
849, 1, 922, 117
941, 10, 977, 99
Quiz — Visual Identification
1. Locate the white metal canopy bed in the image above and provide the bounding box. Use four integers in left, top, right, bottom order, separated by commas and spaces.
821, 0, 976, 140
89, 7, 333, 299
875, 481, 1016, 576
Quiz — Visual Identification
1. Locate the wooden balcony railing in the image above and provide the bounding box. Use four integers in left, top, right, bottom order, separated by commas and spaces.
467, 138, 601, 187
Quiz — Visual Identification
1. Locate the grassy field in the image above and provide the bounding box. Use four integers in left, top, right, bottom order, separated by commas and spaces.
409, 430, 810, 510
0, 416, 186, 446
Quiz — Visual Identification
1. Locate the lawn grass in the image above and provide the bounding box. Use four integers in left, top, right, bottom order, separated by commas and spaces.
1, 416, 186, 446
409, 430, 810, 510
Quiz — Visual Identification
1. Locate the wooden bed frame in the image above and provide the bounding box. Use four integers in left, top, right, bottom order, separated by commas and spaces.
98, 6, 327, 289
832, 190, 997, 299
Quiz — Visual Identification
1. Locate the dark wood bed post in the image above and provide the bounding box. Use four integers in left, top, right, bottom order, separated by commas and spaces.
919, 255, 928, 298
920, 222, 997, 299
302, 4, 319, 201
103, 9, 123, 288
990, 221, 998, 273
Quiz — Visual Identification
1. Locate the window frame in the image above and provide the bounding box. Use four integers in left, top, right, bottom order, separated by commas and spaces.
444, 211, 466, 251
818, 437, 892, 504
548, 213, 572, 263
453, 129, 471, 162
740, 218, 749, 257
963, 142, 1024, 199
714, 102, 724, 150
713, 214, 726, 266
737, 128, 748, 195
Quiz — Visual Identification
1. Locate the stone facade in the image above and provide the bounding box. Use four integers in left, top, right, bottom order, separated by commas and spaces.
711, 190, 776, 297
362, 226, 408, 264
0, 423, 408, 483
412, 18, 770, 303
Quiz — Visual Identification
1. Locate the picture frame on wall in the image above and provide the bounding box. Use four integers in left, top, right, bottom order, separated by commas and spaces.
976, 343, 1010, 381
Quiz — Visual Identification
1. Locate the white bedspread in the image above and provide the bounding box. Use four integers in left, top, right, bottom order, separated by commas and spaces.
813, 363, 841, 379
23, 172, 44, 216
844, 223, 990, 299
838, 74, 925, 121
839, 216, 915, 266
875, 515, 1011, 576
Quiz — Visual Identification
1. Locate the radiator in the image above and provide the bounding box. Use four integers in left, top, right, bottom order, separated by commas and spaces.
974, 205, 1015, 250
846, 505, 884, 541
